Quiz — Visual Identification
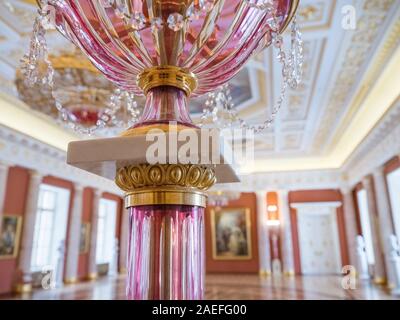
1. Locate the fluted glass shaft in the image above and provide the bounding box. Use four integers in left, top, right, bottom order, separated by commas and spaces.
126, 205, 205, 300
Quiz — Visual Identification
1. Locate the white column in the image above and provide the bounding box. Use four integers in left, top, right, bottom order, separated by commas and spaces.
256, 191, 271, 275
16, 170, 42, 292
119, 207, 129, 273
373, 167, 396, 287
0, 162, 10, 233
87, 188, 102, 280
341, 186, 358, 267
64, 184, 84, 283
278, 190, 295, 275
362, 176, 386, 284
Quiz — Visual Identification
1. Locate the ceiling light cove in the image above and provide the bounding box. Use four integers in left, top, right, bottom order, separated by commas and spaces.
0, 93, 78, 151
242, 46, 400, 174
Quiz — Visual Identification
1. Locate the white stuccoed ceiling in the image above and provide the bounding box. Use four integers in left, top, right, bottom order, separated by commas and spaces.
0, 0, 399, 174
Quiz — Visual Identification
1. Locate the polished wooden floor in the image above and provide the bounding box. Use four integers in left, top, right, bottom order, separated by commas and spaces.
1, 274, 398, 300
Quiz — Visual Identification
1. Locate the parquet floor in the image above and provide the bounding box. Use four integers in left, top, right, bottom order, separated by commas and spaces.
1, 274, 398, 300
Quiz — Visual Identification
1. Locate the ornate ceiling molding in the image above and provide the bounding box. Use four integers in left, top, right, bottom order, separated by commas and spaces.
342, 97, 400, 187
312, 0, 396, 153
216, 169, 344, 192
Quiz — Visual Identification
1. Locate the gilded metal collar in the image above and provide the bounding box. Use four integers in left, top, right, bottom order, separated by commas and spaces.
137, 66, 198, 96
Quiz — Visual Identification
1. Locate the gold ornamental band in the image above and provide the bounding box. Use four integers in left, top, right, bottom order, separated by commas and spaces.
137, 66, 198, 96
125, 188, 207, 208
14, 283, 32, 294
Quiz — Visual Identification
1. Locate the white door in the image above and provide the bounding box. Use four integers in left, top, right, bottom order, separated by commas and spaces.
292, 202, 342, 275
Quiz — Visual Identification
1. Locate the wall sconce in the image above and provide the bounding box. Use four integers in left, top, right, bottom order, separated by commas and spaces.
267, 204, 280, 227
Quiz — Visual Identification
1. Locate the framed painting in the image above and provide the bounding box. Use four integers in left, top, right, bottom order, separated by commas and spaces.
79, 222, 90, 254
0, 215, 22, 259
210, 208, 252, 260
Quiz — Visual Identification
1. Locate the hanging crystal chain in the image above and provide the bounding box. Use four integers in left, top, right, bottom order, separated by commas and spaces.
201, 14, 303, 133
20, 5, 140, 135
101, 0, 215, 32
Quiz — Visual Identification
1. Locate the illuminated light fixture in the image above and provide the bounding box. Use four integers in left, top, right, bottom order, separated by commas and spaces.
267, 202, 280, 226
17, 50, 140, 135
267, 204, 278, 212
22, 0, 301, 300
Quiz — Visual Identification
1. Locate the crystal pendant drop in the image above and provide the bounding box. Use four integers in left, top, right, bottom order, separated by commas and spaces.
266, 17, 278, 31
151, 17, 163, 31
273, 35, 283, 48
39, 8, 55, 30
130, 12, 146, 30
167, 13, 184, 31
20, 16, 54, 88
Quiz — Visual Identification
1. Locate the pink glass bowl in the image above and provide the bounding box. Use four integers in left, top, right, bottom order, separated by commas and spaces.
47, 0, 294, 96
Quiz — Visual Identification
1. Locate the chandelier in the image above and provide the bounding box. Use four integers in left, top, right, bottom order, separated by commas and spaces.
18, 50, 140, 134
22, 0, 302, 300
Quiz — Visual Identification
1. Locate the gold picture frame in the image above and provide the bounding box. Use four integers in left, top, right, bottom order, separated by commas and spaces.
0, 215, 23, 259
210, 208, 252, 260
79, 222, 91, 254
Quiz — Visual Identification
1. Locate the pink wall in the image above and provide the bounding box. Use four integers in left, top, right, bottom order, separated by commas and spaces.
0, 167, 30, 294
0, 168, 123, 293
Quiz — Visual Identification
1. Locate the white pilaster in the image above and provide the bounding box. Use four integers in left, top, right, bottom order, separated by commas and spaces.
341, 186, 359, 267
87, 188, 102, 279
256, 191, 271, 275
362, 176, 386, 284
278, 190, 295, 275
119, 208, 129, 273
373, 167, 396, 287
17, 170, 43, 288
0, 162, 10, 233
64, 184, 84, 283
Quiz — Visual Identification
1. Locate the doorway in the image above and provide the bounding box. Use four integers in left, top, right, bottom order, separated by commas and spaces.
293, 202, 342, 275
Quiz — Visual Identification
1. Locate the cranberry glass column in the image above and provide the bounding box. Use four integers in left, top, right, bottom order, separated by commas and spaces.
126, 205, 205, 299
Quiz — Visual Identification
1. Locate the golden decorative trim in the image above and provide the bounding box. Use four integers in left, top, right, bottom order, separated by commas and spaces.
49, 54, 99, 73
137, 66, 198, 96
14, 283, 32, 294
126, 188, 207, 207
116, 164, 216, 207
64, 277, 78, 285
259, 269, 272, 277
373, 277, 386, 285
284, 270, 296, 277
116, 164, 216, 192
280, 0, 300, 33
24, 0, 38, 5
87, 272, 98, 281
